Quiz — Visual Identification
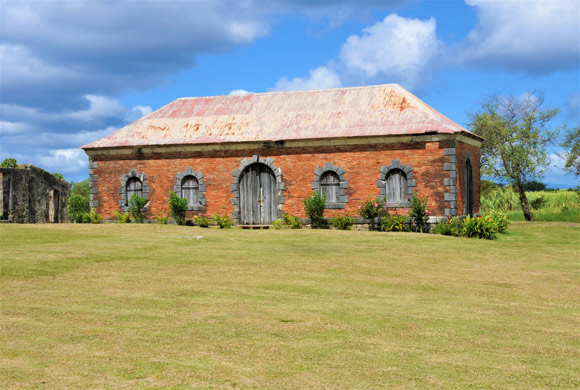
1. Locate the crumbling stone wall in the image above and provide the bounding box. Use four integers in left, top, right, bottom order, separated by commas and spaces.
0, 165, 71, 223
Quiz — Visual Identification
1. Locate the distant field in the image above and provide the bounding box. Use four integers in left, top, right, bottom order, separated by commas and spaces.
1, 223, 579, 389
482, 189, 580, 222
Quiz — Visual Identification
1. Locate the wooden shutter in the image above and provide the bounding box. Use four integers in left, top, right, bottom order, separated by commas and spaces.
182, 176, 199, 209
386, 170, 407, 203
320, 172, 340, 204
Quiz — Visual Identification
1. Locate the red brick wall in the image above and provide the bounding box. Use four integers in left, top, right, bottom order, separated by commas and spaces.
90, 140, 473, 220
456, 142, 481, 215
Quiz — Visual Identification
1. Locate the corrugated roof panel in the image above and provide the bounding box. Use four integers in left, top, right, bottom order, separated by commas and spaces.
83, 84, 477, 149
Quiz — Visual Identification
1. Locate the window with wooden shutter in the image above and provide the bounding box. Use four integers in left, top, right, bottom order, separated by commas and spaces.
386, 169, 407, 203
320, 171, 340, 204
126, 177, 143, 205
181, 176, 199, 209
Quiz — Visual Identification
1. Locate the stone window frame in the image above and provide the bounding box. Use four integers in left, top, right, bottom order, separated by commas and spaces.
377, 160, 415, 207
312, 162, 349, 209
119, 169, 150, 212
231, 155, 285, 224
174, 167, 207, 211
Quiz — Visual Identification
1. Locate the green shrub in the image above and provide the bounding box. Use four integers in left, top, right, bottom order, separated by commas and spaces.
274, 214, 303, 229
67, 193, 91, 223
1, 158, 17, 168
213, 214, 233, 229
273, 219, 285, 229
303, 191, 326, 228
463, 215, 498, 240
113, 210, 132, 223
169, 192, 188, 226
530, 197, 545, 210
129, 193, 147, 223
332, 213, 355, 230
154, 210, 170, 225
87, 209, 103, 224
409, 194, 430, 233
432, 217, 461, 236
381, 214, 410, 232
357, 196, 387, 231
52, 173, 65, 181
194, 215, 210, 228
490, 211, 510, 233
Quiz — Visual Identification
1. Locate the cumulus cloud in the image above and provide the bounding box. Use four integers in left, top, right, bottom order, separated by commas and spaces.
273, 14, 439, 91
272, 66, 342, 92
339, 14, 439, 89
229, 90, 252, 96
457, 0, 580, 73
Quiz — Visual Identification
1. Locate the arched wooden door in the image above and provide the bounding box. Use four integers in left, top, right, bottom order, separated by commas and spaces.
239, 163, 277, 225
464, 159, 474, 216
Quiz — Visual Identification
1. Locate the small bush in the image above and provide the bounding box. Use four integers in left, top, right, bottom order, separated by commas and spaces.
53, 173, 65, 181
490, 211, 510, 233
432, 217, 461, 236
381, 214, 410, 232
531, 197, 545, 210
169, 192, 188, 226
154, 210, 170, 225
67, 193, 90, 223
113, 210, 132, 223
358, 196, 387, 231
409, 194, 430, 233
273, 219, 285, 229
463, 215, 498, 240
304, 191, 326, 228
128, 194, 147, 223
1, 158, 17, 168
332, 213, 355, 230
87, 209, 103, 224
194, 215, 210, 228
213, 214, 233, 229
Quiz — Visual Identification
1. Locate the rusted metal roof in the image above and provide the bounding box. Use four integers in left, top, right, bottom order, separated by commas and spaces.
82, 84, 477, 150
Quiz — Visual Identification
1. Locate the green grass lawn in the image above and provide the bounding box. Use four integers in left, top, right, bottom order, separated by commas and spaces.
1, 223, 579, 389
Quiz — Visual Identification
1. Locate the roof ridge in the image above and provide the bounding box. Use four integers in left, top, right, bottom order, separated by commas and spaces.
177, 83, 403, 100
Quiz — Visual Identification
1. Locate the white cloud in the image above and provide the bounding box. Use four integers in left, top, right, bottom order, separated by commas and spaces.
339, 14, 439, 89
272, 65, 342, 92
36, 148, 88, 175
229, 89, 252, 96
458, 0, 580, 73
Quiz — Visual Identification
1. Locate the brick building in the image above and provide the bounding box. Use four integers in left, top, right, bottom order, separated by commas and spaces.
82, 84, 482, 225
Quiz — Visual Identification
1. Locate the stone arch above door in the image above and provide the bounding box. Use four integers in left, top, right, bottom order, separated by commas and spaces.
231, 155, 284, 224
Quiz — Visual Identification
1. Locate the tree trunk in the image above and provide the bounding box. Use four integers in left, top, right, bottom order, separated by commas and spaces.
516, 182, 534, 221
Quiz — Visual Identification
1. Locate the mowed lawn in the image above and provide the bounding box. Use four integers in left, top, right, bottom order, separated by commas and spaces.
1, 223, 579, 389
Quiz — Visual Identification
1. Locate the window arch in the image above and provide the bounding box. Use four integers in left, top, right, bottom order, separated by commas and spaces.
174, 167, 206, 211
119, 169, 149, 211
378, 160, 415, 206
312, 163, 348, 209
386, 169, 407, 203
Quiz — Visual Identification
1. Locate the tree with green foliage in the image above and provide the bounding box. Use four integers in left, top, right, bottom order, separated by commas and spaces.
468, 92, 559, 221
1, 158, 17, 168
561, 125, 580, 177
303, 191, 326, 228
169, 192, 188, 225
128, 193, 147, 223
67, 194, 91, 223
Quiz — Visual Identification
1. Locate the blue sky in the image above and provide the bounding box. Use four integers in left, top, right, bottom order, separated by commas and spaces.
1, 0, 579, 187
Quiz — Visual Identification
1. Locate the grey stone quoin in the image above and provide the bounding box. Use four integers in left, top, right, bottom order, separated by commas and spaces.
443, 142, 458, 216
